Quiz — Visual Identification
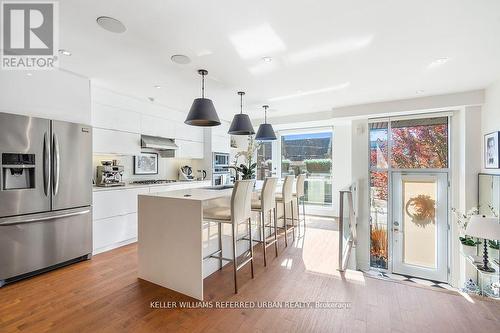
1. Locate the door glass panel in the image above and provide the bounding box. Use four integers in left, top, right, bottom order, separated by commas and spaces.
370, 171, 388, 268
280, 131, 332, 206
391, 117, 448, 169
402, 179, 437, 268
369, 122, 388, 169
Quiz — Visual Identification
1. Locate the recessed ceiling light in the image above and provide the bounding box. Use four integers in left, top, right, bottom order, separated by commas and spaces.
171, 54, 191, 65
96, 16, 126, 33
147, 97, 155, 102
262, 56, 273, 63
428, 57, 450, 69
58, 49, 72, 56
154, 85, 161, 89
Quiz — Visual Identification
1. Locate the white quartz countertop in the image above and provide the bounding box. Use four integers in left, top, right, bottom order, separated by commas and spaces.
93, 180, 211, 192
141, 187, 233, 201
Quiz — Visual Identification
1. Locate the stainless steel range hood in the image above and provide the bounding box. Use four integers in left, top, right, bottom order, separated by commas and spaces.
141, 135, 178, 157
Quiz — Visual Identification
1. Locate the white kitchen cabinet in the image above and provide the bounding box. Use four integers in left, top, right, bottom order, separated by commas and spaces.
176, 139, 204, 159
93, 128, 141, 155
175, 123, 204, 142
212, 135, 230, 154
93, 187, 149, 220
141, 114, 176, 138
92, 102, 141, 133
93, 213, 138, 254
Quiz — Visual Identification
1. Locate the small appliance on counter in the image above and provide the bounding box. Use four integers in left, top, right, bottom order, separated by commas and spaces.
96, 160, 125, 187
196, 169, 207, 181
179, 165, 194, 181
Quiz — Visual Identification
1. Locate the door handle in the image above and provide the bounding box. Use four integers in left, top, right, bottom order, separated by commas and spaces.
43, 132, 51, 196
52, 133, 60, 196
0, 209, 90, 226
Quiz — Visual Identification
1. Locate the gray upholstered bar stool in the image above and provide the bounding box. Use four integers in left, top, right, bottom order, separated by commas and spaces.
251, 177, 278, 266
275, 175, 295, 247
293, 173, 306, 235
203, 179, 255, 294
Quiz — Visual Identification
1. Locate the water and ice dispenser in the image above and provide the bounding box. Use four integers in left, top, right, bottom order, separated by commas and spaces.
1, 153, 35, 190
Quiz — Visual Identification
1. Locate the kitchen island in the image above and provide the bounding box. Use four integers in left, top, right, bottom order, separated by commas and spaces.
137, 187, 236, 300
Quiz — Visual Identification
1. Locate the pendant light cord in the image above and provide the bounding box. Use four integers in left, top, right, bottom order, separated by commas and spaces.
263, 105, 269, 123
201, 72, 205, 98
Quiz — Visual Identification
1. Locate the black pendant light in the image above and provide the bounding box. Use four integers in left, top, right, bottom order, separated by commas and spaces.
185, 69, 221, 127
228, 91, 255, 135
255, 105, 277, 140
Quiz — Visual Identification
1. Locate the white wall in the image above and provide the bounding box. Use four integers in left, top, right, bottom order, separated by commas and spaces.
0, 69, 91, 124
482, 80, 500, 174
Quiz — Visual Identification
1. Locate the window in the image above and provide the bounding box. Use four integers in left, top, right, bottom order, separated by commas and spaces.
281, 131, 332, 206
391, 117, 448, 169
256, 141, 273, 180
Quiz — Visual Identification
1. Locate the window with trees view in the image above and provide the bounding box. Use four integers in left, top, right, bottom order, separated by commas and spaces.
281, 131, 333, 206
369, 116, 449, 269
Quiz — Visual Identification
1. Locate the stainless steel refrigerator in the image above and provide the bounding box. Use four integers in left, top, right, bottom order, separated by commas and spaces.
0, 112, 92, 287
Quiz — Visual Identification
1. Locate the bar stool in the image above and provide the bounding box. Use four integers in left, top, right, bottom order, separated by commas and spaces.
203, 179, 255, 294
275, 175, 295, 247
293, 173, 306, 236
251, 177, 278, 266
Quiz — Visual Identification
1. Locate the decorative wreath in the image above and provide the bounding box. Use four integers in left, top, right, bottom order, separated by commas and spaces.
405, 195, 436, 227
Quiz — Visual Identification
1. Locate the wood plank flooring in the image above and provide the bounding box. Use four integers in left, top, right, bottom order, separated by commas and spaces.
0, 216, 499, 332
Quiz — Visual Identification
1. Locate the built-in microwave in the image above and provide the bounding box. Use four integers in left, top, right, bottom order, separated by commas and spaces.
212, 152, 229, 173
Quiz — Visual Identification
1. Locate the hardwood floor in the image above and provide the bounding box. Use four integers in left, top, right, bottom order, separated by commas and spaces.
1, 216, 499, 333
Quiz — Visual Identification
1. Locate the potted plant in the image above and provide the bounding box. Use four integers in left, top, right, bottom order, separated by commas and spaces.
234, 136, 260, 180
452, 207, 481, 256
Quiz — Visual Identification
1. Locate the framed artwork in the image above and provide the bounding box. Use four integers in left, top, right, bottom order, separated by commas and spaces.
134, 152, 158, 175
485, 131, 500, 169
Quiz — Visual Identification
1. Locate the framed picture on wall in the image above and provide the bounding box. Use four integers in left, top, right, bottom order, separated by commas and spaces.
485, 131, 500, 169
134, 152, 158, 175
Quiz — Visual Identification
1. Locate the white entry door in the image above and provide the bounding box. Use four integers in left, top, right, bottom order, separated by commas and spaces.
392, 173, 448, 282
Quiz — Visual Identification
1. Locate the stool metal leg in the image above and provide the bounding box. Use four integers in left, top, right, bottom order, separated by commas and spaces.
248, 218, 254, 278
273, 207, 278, 257
302, 196, 306, 233
291, 201, 295, 241
218, 222, 223, 270
296, 198, 300, 236
283, 202, 288, 247
232, 222, 238, 294
261, 210, 267, 266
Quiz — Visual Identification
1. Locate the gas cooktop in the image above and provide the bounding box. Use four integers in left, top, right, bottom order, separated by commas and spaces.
131, 179, 177, 185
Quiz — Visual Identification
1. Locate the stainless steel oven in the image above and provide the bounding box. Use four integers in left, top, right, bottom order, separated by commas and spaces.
212, 152, 229, 173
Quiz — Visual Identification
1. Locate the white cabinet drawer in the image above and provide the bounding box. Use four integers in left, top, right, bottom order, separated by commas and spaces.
93, 187, 149, 220
93, 213, 137, 252
93, 128, 141, 155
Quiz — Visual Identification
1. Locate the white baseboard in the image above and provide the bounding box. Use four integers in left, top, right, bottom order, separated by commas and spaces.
93, 237, 137, 255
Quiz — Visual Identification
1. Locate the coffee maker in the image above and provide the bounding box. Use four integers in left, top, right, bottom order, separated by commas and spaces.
96, 161, 125, 187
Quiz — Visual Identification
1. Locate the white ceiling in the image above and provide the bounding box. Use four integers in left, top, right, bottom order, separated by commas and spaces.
58, 0, 500, 121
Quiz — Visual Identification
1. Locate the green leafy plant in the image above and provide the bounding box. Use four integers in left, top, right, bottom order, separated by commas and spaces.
282, 159, 291, 172
304, 159, 331, 173
459, 236, 481, 247
236, 163, 257, 180
489, 240, 499, 250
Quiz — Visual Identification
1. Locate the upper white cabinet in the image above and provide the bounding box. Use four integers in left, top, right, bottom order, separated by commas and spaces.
93, 128, 141, 155
176, 139, 204, 159
92, 102, 141, 133
204, 121, 230, 154
91, 85, 204, 153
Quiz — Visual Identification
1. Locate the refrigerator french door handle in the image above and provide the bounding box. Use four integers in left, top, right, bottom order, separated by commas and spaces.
0, 209, 90, 226
52, 133, 60, 196
43, 132, 51, 196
